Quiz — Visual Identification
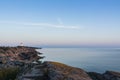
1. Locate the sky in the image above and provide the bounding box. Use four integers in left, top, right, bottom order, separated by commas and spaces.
0, 0, 120, 47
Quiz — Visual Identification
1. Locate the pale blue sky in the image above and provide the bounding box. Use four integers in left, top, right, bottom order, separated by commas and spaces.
0, 0, 120, 47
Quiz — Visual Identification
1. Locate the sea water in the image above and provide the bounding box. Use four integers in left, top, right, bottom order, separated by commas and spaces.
37, 48, 120, 73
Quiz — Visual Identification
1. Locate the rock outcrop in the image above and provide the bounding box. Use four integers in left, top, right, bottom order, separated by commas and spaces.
88, 71, 120, 80
18, 61, 120, 80
43, 61, 92, 80
88, 72, 107, 80
18, 61, 92, 80
0, 46, 43, 63
104, 71, 120, 80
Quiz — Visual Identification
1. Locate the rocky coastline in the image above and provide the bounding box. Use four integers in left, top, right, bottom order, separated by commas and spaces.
0, 46, 120, 80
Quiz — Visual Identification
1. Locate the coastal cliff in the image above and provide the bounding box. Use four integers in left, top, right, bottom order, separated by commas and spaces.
17, 61, 120, 80
18, 61, 92, 80
0, 46, 120, 80
0, 46, 42, 63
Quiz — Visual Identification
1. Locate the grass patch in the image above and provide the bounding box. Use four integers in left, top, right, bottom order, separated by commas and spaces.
0, 67, 19, 80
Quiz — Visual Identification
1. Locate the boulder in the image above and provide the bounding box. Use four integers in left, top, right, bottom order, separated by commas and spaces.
43, 61, 92, 80
88, 71, 120, 80
103, 71, 120, 80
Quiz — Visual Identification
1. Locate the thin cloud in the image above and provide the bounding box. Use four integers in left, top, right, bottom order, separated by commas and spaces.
0, 21, 80, 29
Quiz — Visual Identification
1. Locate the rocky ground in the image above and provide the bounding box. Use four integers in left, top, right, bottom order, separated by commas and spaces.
0, 46, 43, 63
0, 46, 120, 80
17, 61, 92, 80
17, 61, 120, 80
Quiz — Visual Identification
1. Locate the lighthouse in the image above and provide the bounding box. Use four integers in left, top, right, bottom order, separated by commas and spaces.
20, 42, 23, 46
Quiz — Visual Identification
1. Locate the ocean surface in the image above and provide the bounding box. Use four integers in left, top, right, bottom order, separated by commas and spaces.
37, 48, 120, 73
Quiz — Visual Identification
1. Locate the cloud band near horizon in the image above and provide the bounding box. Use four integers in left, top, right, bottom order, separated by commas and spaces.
0, 21, 80, 29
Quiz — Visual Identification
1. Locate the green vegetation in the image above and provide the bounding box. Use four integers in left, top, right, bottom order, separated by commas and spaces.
0, 67, 19, 80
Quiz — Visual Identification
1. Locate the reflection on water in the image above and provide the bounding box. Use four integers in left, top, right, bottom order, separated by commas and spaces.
37, 48, 120, 73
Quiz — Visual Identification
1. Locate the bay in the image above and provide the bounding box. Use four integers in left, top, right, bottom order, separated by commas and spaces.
37, 48, 120, 73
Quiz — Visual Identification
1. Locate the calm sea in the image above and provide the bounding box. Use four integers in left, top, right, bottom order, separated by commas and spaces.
37, 48, 120, 73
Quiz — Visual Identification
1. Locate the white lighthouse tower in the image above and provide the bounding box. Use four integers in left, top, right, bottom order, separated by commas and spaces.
20, 42, 23, 46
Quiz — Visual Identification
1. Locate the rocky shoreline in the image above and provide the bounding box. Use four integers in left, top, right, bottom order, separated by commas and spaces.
0, 46, 120, 80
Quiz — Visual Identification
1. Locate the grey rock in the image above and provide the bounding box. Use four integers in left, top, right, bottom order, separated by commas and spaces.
103, 71, 120, 80
43, 61, 92, 80
88, 71, 120, 80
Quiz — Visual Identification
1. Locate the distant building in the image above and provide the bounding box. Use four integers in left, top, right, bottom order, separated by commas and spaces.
20, 43, 23, 46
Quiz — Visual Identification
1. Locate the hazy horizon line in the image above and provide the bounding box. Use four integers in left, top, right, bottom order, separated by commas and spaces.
0, 45, 120, 48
